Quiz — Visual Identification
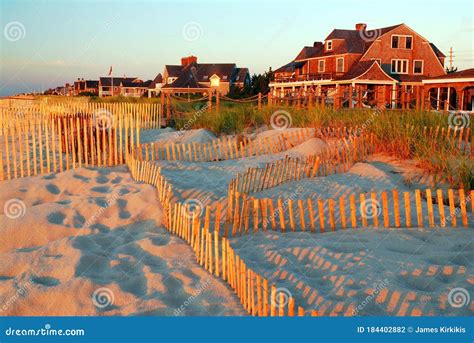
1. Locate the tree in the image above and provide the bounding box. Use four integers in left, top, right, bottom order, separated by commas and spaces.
227, 67, 273, 99
446, 66, 458, 74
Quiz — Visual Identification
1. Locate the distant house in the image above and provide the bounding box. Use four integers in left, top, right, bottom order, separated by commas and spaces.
74, 79, 99, 95
161, 56, 250, 95
121, 79, 152, 97
147, 73, 164, 98
99, 77, 150, 97
270, 23, 447, 108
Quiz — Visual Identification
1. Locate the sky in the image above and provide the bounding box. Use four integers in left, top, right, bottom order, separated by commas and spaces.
0, 0, 473, 96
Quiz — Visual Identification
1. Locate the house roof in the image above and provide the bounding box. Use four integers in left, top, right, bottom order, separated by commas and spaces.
430, 43, 446, 59
231, 67, 249, 82
336, 61, 396, 82
100, 77, 139, 86
85, 80, 99, 88
122, 80, 152, 88
425, 68, 474, 80
149, 73, 163, 88
163, 62, 247, 90
274, 61, 306, 73
164, 65, 184, 78
291, 25, 404, 62
162, 65, 208, 89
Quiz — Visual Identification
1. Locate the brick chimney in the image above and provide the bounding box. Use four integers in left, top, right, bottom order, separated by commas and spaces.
355, 23, 367, 31
181, 55, 198, 66
313, 41, 323, 48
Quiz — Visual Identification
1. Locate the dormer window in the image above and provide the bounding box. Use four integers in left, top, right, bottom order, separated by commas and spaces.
326, 40, 333, 51
210, 74, 220, 87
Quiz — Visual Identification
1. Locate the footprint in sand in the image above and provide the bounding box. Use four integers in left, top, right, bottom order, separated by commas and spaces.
91, 186, 111, 194
47, 211, 66, 225
96, 175, 109, 184
73, 174, 90, 182
31, 276, 60, 287
46, 184, 61, 195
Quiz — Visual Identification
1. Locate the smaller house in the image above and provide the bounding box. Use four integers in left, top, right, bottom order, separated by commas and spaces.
121, 79, 152, 97
147, 73, 164, 98
99, 77, 142, 97
74, 78, 99, 95
161, 56, 250, 95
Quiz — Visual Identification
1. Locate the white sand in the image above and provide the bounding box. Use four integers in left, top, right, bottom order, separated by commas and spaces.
140, 128, 217, 145
1, 128, 471, 317
0, 166, 244, 316
230, 228, 473, 316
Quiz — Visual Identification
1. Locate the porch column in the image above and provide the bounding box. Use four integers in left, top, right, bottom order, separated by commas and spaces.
445, 87, 451, 112
460, 87, 465, 111
391, 84, 396, 109
436, 87, 441, 110
350, 82, 355, 108
334, 84, 339, 110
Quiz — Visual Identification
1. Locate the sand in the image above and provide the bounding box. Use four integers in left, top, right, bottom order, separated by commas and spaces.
230, 228, 473, 316
0, 166, 244, 316
1, 127, 472, 317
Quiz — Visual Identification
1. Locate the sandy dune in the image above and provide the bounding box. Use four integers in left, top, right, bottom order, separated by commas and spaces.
0, 166, 245, 316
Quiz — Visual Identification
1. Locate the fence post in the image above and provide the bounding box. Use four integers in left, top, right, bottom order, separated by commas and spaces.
208, 90, 213, 112
258, 92, 262, 110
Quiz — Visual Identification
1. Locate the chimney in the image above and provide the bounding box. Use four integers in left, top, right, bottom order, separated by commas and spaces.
181, 55, 198, 66
355, 23, 367, 31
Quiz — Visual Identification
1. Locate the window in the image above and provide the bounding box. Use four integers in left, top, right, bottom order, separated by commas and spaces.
326, 41, 332, 50
336, 58, 344, 73
223, 75, 228, 80
210, 76, 220, 87
392, 35, 413, 49
203, 75, 209, 80
318, 59, 325, 72
391, 59, 409, 74
413, 60, 423, 74
391, 36, 399, 48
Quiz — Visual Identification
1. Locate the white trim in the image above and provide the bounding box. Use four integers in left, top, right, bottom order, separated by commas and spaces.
318, 59, 325, 73
326, 40, 333, 51
423, 77, 474, 84
295, 52, 351, 62
391, 34, 413, 49
352, 61, 397, 82
413, 60, 424, 74
391, 59, 409, 74
336, 57, 344, 73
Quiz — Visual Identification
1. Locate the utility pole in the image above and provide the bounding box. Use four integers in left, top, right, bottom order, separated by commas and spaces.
449, 47, 454, 69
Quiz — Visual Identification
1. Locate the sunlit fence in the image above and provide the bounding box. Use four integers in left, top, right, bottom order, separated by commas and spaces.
0, 102, 161, 180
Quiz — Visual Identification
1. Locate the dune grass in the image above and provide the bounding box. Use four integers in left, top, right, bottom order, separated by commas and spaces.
173, 103, 472, 189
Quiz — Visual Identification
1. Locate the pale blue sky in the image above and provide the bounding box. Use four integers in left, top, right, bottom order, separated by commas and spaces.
0, 0, 473, 95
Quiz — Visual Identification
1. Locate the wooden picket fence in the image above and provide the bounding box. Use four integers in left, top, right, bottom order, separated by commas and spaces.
134, 127, 316, 162
225, 187, 473, 237
228, 134, 374, 195
126, 154, 316, 316
0, 103, 161, 180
